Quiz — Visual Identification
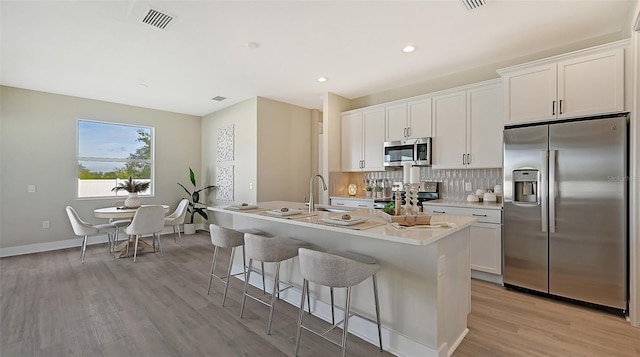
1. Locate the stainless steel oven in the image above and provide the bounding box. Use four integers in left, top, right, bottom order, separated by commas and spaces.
383, 137, 432, 167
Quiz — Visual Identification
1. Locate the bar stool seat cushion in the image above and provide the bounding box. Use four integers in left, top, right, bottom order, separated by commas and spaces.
209, 224, 245, 248
244, 234, 308, 262
298, 248, 380, 288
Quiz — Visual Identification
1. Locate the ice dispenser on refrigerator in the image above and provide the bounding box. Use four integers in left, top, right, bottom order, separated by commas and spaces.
513, 170, 538, 204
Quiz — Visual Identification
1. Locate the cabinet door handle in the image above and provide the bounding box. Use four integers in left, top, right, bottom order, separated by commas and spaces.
472, 213, 488, 217
406, 127, 411, 137
433, 210, 446, 214
358, 204, 368, 207
335, 203, 345, 206
559, 99, 563, 114
467, 153, 471, 165
552, 100, 556, 116
462, 154, 466, 165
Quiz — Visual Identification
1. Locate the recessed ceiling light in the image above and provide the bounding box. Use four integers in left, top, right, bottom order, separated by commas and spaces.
402, 45, 416, 53
137, 83, 149, 88
317, 77, 327, 82
246, 42, 260, 49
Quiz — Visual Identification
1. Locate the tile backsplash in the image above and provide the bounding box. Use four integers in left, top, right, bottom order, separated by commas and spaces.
330, 167, 503, 201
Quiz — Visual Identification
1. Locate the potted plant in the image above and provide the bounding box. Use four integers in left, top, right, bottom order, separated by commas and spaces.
178, 167, 216, 234
111, 176, 150, 208
365, 185, 373, 197
374, 185, 384, 198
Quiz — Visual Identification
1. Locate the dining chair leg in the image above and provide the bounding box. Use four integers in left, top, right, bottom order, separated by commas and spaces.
207, 246, 219, 295
240, 258, 253, 318
133, 235, 140, 263
156, 233, 163, 256
81, 235, 88, 263
177, 225, 183, 246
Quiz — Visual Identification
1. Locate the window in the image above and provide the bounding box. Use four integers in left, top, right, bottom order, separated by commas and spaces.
77, 120, 154, 199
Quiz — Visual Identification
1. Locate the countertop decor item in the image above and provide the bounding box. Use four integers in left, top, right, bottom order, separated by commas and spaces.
348, 184, 357, 196
178, 167, 217, 224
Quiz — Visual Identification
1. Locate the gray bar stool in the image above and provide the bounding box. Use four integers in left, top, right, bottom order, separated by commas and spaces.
240, 232, 309, 335
295, 248, 383, 357
207, 224, 268, 306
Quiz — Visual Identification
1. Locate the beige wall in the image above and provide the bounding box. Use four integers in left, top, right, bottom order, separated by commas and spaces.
0, 86, 202, 250
201, 96, 312, 206
256, 97, 312, 203
202, 98, 258, 207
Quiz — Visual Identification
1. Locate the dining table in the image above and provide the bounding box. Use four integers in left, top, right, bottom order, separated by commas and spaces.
94, 205, 170, 258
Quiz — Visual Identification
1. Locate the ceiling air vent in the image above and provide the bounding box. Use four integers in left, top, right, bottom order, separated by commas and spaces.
461, 0, 486, 10
212, 96, 227, 102
140, 8, 174, 30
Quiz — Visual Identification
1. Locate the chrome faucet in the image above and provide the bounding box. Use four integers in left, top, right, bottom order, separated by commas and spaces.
308, 174, 328, 213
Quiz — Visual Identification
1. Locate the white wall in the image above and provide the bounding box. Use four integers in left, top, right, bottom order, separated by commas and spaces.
0, 86, 202, 250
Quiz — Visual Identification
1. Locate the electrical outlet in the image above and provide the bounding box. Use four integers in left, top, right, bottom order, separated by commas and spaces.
42, 221, 50, 229
28, 185, 36, 193
464, 182, 472, 192
249, 182, 253, 190
438, 255, 445, 277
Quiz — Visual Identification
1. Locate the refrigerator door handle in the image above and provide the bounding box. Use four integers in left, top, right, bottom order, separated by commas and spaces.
549, 149, 557, 233
541, 150, 548, 233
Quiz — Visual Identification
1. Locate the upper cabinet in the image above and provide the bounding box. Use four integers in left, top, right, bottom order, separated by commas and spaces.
499, 43, 625, 125
386, 98, 432, 142
432, 81, 503, 169
341, 108, 385, 172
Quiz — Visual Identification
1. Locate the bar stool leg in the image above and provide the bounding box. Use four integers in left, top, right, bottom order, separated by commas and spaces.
261, 262, 266, 294
207, 246, 219, 295
330, 287, 335, 325
341, 287, 352, 357
222, 246, 236, 306
239, 258, 253, 318
267, 261, 281, 335
373, 274, 383, 351
294, 279, 308, 357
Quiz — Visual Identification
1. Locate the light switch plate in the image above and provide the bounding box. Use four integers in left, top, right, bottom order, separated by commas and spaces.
464, 182, 472, 192
28, 185, 36, 193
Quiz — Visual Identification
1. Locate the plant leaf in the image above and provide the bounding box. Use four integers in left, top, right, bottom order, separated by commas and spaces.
189, 167, 196, 187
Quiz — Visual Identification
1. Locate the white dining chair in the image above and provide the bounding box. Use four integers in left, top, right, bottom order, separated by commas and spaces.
164, 199, 189, 246
65, 206, 116, 263
125, 205, 165, 262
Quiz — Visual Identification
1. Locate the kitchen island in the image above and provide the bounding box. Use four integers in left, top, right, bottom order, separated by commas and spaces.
208, 201, 477, 357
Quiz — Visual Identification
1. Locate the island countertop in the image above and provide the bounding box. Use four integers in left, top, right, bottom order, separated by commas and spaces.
208, 200, 477, 246
208, 200, 474, 356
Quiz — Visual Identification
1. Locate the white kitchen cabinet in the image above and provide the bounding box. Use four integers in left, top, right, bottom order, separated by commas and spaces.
330, 198, 374, 209
423, 204, 502, 279
386, 98, 432, 142
501, 47, 624, 125
341, 108, 385, 171
432, 81, 502, 169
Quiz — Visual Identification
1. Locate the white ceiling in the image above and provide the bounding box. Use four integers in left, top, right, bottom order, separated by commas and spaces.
1, 0, 637, 117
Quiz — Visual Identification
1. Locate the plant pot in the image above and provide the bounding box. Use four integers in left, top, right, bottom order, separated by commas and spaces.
183, 223, 196, 235
365, 191, 373, 198
124, 193, 142, 208
376, 191, 384, 198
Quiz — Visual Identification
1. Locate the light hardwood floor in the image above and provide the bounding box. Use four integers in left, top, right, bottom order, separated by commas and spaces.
1, 232, 638, 357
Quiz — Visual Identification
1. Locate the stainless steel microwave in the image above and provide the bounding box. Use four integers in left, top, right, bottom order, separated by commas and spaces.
383, 137, 432, 167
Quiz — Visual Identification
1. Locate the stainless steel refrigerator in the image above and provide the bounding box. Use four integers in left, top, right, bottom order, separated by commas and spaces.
503, 114, 628, 312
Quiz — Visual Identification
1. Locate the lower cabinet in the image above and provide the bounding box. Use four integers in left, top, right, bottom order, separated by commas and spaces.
422, 204, 502, 282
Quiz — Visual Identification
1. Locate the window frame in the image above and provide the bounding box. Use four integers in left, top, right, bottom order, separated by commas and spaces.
76, 119, 155, 200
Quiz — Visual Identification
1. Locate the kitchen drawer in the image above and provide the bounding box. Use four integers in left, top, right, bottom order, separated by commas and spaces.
422, 205, 502, 224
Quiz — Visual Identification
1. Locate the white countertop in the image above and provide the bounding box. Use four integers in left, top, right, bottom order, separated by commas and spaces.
423, 199, 503, 210
208, 200, 477, 246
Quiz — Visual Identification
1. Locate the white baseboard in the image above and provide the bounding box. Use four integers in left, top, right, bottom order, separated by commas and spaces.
0, 224, 208, 258
471, 270, 503, 285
